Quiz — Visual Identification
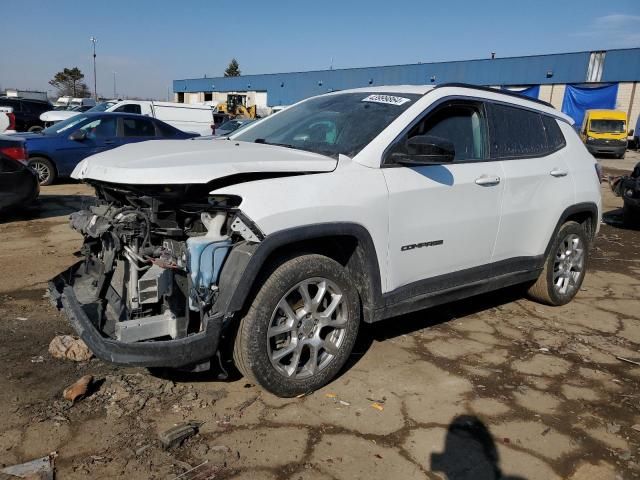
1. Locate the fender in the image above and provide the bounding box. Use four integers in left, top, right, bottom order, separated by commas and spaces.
214, 222, 384, 319
543, 202, 599, 257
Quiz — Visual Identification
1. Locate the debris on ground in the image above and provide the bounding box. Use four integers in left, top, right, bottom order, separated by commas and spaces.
49, 335, 93, 362
159, 421, 201, 449
616, 356, 640, 367
63, 374, 93, 403
0, 452, 56, 479
370, 402, 384, 412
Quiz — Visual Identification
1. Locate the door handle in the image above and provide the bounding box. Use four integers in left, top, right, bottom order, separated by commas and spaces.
103, 140, 116, 145
550, 168, 568, 177
475, 175, 501, 186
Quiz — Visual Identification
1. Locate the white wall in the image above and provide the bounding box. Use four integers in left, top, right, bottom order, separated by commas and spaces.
616, 82, 640, 130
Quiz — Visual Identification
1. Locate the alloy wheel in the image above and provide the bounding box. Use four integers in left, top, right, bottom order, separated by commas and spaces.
31, 161, 51, 184
267, 277, 347, 379
552, 233, 584, 296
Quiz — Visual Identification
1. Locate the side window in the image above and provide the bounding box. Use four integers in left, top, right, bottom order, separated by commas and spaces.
541, 115, 566, 151
488, 103, 547, 158
80, 117, 118, 138
391, 102, 487, 162
113, 103, 142, 114
155, 121, 177, 137
122, 118, 156, 137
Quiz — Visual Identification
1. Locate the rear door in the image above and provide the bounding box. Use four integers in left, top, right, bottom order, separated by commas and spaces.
383, 99, 505, 292
489, 103, 575, 264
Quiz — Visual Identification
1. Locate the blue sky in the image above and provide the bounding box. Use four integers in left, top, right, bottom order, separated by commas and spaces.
1, 0, 638, 100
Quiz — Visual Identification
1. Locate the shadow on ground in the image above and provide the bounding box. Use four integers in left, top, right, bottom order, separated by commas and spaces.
431, 415, 526, 480
0, 194, 94, 222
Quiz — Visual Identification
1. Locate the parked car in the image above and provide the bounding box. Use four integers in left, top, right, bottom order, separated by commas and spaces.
213, 118, 255, 137
0, 97, 53, 132
0, 135, 39, 212
52, 84, 601, 397
40, 100, 119, 127
580, 109, 629, 159
19, 112, 198, 185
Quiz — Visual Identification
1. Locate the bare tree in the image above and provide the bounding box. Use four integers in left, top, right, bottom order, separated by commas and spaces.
49, 67, 91, 97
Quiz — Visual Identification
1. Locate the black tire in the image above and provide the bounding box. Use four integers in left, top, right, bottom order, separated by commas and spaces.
28, 157, 56, 186
527, 221, 589, 306
617, 152, 626, 159
28, 125, 43, 133
623, 203, 638, 228
233, 254, 360, 397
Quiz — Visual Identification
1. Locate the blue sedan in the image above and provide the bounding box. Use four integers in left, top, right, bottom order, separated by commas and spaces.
18, 112, 198, 185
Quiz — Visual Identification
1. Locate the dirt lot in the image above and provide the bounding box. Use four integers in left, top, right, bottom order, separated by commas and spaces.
0, 152, 639, 480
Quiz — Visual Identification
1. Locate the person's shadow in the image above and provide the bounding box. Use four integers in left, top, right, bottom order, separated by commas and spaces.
430, 415, 526, 480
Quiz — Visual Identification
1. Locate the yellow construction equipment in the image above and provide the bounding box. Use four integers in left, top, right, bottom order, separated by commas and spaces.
217, 94, 257, 119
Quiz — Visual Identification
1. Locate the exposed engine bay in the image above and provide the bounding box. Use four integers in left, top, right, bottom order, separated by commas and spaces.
66, 181, 262, 347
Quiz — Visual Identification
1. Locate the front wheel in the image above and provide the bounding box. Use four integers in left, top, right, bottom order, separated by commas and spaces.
233, 254, 360, 397
527, 221, 588, 306
28, 125, 43, 133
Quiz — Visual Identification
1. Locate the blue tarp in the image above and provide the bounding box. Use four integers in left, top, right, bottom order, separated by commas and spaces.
503, 85, 540, 99
561, 83, 619, 129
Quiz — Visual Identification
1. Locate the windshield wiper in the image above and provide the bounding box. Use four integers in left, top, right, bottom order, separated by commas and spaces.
254, 138, 296, 149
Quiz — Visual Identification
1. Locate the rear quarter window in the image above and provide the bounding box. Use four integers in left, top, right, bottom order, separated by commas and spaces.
541, 115, 566, 151
489, 103, 547, 158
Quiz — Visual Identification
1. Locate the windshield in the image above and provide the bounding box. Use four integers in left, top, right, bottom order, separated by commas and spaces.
590, 119, 626, 133
233, 92, 420, 157
42, 115, 89, 135
87, 101, 117, 113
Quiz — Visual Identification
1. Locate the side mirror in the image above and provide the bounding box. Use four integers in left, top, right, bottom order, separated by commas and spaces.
69, 129, 87, 142
392, 135, 455, 165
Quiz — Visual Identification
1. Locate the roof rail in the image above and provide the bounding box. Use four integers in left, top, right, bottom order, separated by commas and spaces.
434, 83, 554, 109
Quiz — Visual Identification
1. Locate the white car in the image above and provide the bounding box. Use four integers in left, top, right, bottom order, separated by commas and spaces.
41, 100, 118, 126
41, 99, 214, 136
52, 84, 601, 397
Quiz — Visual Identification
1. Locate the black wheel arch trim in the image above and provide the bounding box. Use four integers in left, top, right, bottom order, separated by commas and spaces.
218, 222, 384, 317
544, 202, 599, 257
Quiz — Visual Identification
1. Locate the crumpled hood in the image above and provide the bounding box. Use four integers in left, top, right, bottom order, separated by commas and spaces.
72, 139, 338, 185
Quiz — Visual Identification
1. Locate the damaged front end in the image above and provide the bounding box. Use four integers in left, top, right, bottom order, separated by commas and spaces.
49, 181, 263, 368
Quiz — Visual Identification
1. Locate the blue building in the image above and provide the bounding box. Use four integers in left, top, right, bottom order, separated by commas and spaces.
174, 48, 640, 128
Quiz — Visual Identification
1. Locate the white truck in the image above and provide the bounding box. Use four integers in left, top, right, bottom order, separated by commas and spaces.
53, 84, 602, 397
41, 100, 214, 136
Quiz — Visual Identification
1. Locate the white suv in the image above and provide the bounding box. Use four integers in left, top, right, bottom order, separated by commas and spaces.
52, 84, 602, 397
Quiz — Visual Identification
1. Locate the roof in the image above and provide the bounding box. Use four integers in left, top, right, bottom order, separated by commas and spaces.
319, 85, 434, 95
584, 109, 627, 118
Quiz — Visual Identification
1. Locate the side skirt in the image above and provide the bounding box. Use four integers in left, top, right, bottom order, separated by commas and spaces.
371, 259, 543, 322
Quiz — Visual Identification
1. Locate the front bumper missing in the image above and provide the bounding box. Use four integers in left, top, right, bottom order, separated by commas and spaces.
49, 262, 222, 368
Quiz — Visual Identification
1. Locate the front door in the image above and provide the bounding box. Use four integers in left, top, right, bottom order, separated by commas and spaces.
382, 99, 504, 293
55, 116, 120, 175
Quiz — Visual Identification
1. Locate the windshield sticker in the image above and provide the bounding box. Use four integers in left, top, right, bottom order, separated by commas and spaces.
362, 94, 411, 106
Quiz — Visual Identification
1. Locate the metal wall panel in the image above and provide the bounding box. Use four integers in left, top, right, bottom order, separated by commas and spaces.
174, 49, 640, 106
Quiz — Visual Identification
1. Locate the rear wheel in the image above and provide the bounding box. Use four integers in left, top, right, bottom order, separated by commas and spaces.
528, 221, 588, 306
233, 254, 360, 397
28, 157, 56, 186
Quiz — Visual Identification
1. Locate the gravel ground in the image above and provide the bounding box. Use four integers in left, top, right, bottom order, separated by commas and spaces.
0, 151, 639, 480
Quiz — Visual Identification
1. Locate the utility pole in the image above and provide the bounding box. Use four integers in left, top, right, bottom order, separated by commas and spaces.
113, 72, 117, 98
90, 36, 97, 100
